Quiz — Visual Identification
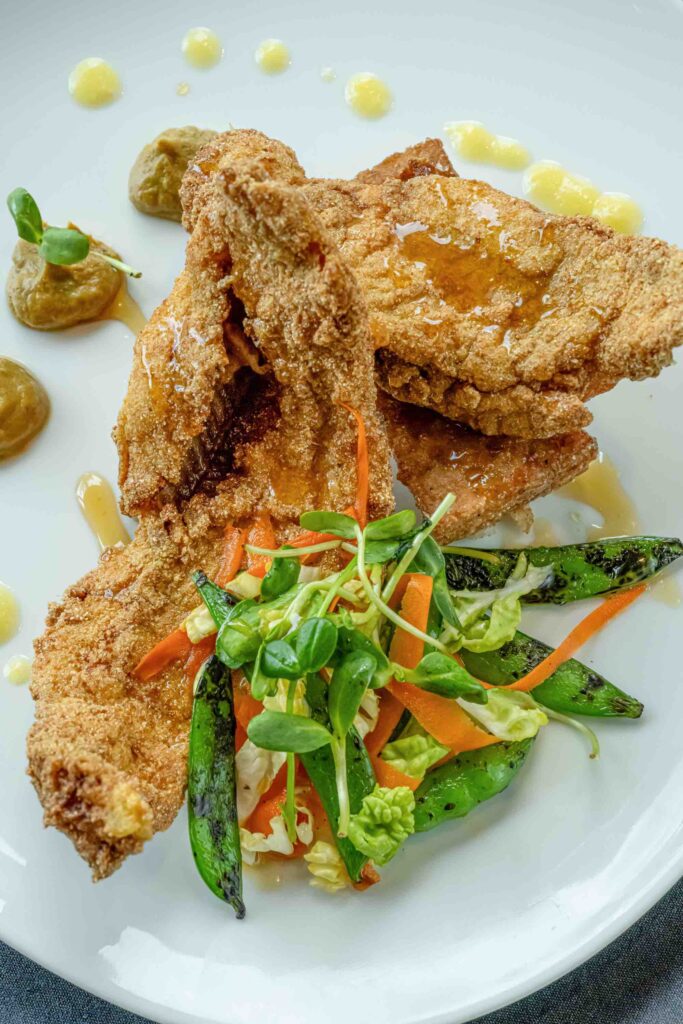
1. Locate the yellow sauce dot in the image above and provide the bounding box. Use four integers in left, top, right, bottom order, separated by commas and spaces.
68, 58, 122, 108
320, 66, 336, 83
592, 192, 643, 235
345, 73, 392, 120
76, 472, 131, 550
177, 81, 190, 97
254, 39, 291, 74
0, 583, 20, 646
182, 28, 223, 69
444, 121, 531, 170
524, 161, 642, 232
3, 655, 31, 686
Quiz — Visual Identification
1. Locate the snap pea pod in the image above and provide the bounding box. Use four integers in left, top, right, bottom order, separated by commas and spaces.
301, 673, 375, 882
460, 631, 643, 718
414, 739, 533, 833
192, 570, 236, 626
444, 536, 683, 604
187, 656, 245, 918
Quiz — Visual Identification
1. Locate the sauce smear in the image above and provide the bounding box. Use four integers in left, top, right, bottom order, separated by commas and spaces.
77, 473, 130, 550
0, 584, 20, 646
524, 161, 642, 234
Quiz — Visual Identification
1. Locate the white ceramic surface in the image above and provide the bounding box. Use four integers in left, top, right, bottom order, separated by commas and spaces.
1, 1, 682, 1022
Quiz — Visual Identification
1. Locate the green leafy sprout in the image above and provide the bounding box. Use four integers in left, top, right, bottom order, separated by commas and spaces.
7, 188, 141, 278
192, 492, 604, 868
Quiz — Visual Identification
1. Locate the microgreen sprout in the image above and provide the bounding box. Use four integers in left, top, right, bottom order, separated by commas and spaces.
544, 706, 600, 759
6, 188, 141, 278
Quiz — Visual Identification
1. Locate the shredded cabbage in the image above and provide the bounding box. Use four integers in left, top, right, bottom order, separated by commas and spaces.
444, 557, 552, 654
235, 741, 286, 823
240, 801, 314, 865
183, 604, 217, 644
263, 678, 309, 717
304, 840, 349, 892
225, 571, 262, 601
458, 689, 548, 741
347, 785, 415, 865
381, 726, 449, 779
353, 687, 380, 740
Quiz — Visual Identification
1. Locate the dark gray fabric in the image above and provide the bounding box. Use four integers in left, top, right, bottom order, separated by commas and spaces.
2, 879, 682, 1023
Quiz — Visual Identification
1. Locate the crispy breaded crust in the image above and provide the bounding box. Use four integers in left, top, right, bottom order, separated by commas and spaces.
382, 395, 598, 541
184, 130, 683, 438
354, 138, 457, 183
29, 155, 393, 879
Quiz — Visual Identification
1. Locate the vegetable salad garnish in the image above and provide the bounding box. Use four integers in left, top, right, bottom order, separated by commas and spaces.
133, 411, 681, 917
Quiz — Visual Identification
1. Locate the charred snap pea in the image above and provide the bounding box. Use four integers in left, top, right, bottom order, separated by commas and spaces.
301, 673, 375, 881
444, 536, 683, 604
187, 656, 245, 918
460, 631, 643, 719
192, 570, 236, 627
414, 739, 533, 833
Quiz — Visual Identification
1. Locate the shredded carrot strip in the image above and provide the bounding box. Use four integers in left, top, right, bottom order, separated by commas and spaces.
340, 403, 369, 527
235, 721, 248, 751
246, 513, 277, 574
365, 690, 404, 757
371, 753, 420, 791
383, 573, 497, 753
215, 525, 247, 586
184, 635, 216, 684
497, 584, 647, 692
353, 862, 381, 890
134, 628, 192, 681
233, 674, 264, 732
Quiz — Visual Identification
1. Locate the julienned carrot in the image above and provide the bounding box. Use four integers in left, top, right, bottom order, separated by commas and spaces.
233, 678, 264, 732
340, 403, 369, 527
388, 574, 433, 665
498, 584, 647, 693
246, 513, 277, 575
184, 635, 217, 683
215, 525, 247, 587
134, 628, 192, 681
365, 689, 404, 757
385, 573, 497, 753
371, 753, 419, 792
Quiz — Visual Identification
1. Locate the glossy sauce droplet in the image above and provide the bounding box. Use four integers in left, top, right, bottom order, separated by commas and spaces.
3, 655, 31, 686
320, 66, 336, 83
182, 28, 223, 69
345, 73, 392, 119
98, 280, 147, 335
0, 584, 20, 646
254, 39, 291, 74
444, 121, 531, 171
524, 161, 642, 233
558, 454, 639, 540
76, 473, 130, 551
176, 81, 190, 97
591, 193, 643, 235
68, 58, 122, 108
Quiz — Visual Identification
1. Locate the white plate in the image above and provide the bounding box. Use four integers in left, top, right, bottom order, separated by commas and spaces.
1, 0, 682, 1021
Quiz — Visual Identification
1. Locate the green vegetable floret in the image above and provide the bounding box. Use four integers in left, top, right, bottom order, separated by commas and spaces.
347, 785, 416, 866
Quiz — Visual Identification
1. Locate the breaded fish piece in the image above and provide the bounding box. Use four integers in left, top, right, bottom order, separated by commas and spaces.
382, 395, 597, 542
184, 131, 683, 438
29, 167, 393, 879
354, 138, 457, 183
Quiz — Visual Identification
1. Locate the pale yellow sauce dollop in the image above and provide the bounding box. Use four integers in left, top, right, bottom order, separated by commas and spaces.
345, 73, 392, 119
182, 28, 223, 69
255, 39, 291, 74
68, 58, 122, 108
444, 121, 531, 171
77, 472, 130, 550
3, 655, 31, 686
524, 161, 643, 234
0, 584, 20, 646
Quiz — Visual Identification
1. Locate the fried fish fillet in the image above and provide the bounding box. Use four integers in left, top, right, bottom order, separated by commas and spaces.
183, 130, 683, 438
382, 394, 598, 542
28, 165, 393, 879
